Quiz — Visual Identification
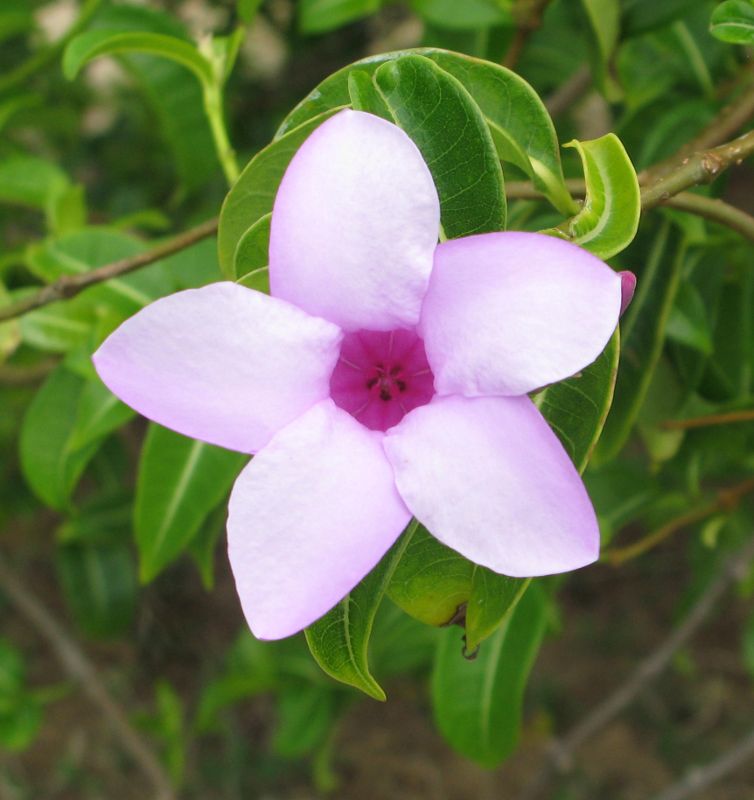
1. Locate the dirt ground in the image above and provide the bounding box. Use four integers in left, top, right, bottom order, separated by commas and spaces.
3, 512, 754, 800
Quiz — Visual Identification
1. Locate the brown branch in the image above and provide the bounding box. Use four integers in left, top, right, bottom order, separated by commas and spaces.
641, 64, 754, 184
0, 553, 175, 800
0, 218, 218, 325
662, 408, 754, 430
544, 66, 592, 117
651, 726, 754, 800
605, 477, 754, 566
0, 359, 58, 385
503, 0, 551, 70
641, 129, 754, 209
506, 180, 754, 243
522, 534, 754, 800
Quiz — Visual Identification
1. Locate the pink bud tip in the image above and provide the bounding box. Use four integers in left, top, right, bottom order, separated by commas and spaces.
619, 271, 637, 317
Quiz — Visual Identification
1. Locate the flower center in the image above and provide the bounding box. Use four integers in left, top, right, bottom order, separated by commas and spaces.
329, 329, 435, 432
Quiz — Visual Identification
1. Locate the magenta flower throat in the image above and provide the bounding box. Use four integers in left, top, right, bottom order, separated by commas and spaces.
330, 330, 435, 431
93, 109, 630, 640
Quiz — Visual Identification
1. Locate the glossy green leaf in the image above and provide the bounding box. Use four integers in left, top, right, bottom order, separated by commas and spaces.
547, 134, 640, 259
305, 520, 419, 700
19, 367, 102, 510
56, 542, 137, 638
373, 54, 506, 236
64, 30, 214, 86
710, 0, 754, 44
234, 213, 271, 276
465, 571, 530, 653
278, 48, 573, 215
432, 583, 549, 767
536, 330, 621, 471
135, 425, 246, 582
299, 0, 381, 33
218, 109, 344, 278
387, 524, 474, 627
595, 223, 684, 462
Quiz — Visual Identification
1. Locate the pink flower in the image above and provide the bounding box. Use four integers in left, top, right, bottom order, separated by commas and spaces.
94, 110, 625, 640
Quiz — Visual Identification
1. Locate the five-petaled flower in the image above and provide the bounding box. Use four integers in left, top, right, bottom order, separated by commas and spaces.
94, 110, 629, 640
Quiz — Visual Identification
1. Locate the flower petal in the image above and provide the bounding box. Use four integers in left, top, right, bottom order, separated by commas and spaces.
269, 109, 440, 331
227, 399, 410, 639
93, 282, 342, 453
420, 232, 622, 397
384, 395, 599, 577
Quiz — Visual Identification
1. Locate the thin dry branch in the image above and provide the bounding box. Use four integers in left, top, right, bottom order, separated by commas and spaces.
606, 477, 754, 565
662, 408, 754, 430
651, 726, 754, 800
0, 217, 218, 325
0, 554, 175, 800
522, 534, 754, 800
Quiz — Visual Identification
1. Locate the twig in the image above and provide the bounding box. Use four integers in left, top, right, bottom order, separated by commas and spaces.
522, 534, 754, 800
544, 66, 592, 117
641, 129, 754, 209
0, 217, 218, 325
503, 0, 551, 70
0, 553, 175, 800
651, 726, 754, 800
605, 477, 754, 565
662, 408, 754, 430
506, 180, 754, 243
0, 360, 58, 385
641, 64, 754, 183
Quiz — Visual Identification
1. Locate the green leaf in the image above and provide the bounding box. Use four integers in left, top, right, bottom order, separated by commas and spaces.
299, 0, 381, 34
19, 300, 95, 354
666, 281, 713, 354
19, 367, 102, 510
432, 583, 549, 767
135, 425, 246, 582
272, 684, 339, 757
57, 542, 137, 637
91, 3, 219, 191
595, 223, 684, 462
278, 48, 573, 215
465, 571, 530, 653
305, 520, 419, 700
68, 378, 135, 452
387, 524, 474, 627
536, 330, 621, 471
409, 0, 511, 29
234, 213, 271, 276
64, 30, 214, 87
218, 108, 344, 278
710, 0, 754, 44
546, 134, 640, 259
387, 526, 528, 651
373, 54, 506, 237
579, 0, 622, 100
0, 156, 69, 210
26, 228, 174, 317
238, 0, 265, 23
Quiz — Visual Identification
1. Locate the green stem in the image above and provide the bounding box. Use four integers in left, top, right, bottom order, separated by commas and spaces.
0, 0, 103, 95
202, 85, 239, 185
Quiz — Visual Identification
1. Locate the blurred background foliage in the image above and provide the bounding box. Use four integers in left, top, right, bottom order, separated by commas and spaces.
2, 0, 754, 798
